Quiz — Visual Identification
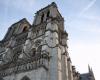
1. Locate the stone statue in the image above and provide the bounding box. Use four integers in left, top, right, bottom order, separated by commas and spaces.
1, 37, 16, 64
6, 37, 16, 48
27, 28, 34, 39
22, 29, 34, 59
2, 47, 13, 63
24, 39, 32, 53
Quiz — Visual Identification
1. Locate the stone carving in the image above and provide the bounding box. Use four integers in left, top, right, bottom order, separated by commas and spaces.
22, 39, 33, 59
27, 28, 34, 39
24, 39, 32, 53
18, 53, 24, 59
21, 28, 43, 59
6, 37, 16, 48
20, 28, 42, 59
21, 38, 45, 61
42, 45, 49, 54
0, 38, 16, 64
34, 39, 42, 47
2, 47, 13, 63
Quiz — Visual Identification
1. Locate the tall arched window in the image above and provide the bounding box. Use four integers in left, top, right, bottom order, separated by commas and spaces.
41, 14, 44, 23
21, 76, 30, 80
47, 10, 50, 18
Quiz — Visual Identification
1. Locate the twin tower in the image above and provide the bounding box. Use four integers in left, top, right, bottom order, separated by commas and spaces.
0, 2, 95, 80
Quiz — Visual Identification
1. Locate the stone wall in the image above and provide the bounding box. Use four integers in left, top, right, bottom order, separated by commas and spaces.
3, 67, 48, 80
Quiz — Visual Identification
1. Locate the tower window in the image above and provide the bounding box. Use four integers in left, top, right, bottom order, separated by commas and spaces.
23, 26, 28, 32
41, 14, 44, 23
47, 10, 50, 17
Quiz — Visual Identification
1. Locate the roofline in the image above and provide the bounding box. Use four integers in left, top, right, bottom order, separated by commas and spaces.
36, 2, 57, 14
11, 18, 31, 27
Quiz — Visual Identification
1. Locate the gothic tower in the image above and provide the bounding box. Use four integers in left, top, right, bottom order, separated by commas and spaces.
32, 2, 70, 80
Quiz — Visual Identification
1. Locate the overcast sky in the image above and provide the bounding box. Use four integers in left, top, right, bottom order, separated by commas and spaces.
0, 0, 99, 80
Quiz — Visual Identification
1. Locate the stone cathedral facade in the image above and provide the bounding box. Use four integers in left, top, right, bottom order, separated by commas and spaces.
0, 2, 95, 80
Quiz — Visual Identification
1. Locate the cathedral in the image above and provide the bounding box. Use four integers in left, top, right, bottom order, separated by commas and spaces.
0, 2, 95, 80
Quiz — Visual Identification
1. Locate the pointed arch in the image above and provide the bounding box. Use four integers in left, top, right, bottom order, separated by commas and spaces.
23, 26, 28, 32
47, 10, 50, 18
21, 76, 30, 80
41, 13, 44, 23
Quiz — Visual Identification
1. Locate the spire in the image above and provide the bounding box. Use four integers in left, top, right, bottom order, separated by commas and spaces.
88, 65, 95, 80
88, 64, 93, 74
88, 65, 94, 75
90, 67, 95, 76
88, 64, 91, 73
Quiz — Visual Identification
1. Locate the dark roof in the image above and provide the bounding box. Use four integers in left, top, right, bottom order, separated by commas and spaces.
80, 73, 90, 80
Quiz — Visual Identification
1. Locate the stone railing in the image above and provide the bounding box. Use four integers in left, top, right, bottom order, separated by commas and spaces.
0, 56, 49, 77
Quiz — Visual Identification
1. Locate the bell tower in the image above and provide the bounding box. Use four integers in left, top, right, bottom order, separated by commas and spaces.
32, 2, 69, 80
33, 2, 64, 30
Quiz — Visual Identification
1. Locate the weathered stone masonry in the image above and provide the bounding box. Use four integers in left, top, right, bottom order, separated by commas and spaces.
0, 2, 95, 80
